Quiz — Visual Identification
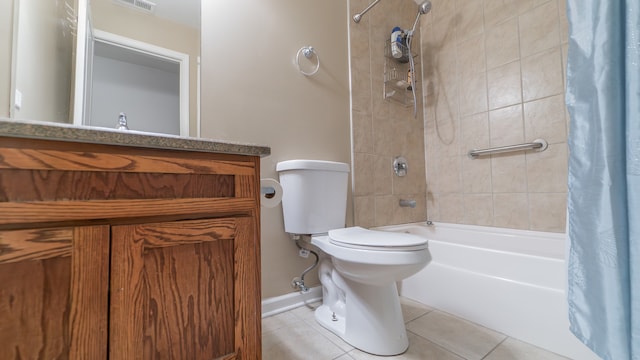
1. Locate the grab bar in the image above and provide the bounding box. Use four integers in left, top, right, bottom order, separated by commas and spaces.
468, 139, 548, 159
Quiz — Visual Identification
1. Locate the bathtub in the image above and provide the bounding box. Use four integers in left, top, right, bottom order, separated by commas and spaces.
377, 222, 599, 360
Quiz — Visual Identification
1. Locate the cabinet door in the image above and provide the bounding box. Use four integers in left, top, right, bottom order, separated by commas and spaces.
110, 217, 260, 360
0, 226, 110, 360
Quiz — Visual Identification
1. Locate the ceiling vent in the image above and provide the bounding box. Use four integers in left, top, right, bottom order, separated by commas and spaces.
113, 0, 156, 13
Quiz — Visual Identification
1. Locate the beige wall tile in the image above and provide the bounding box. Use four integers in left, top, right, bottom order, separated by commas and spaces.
354, 195, 376, 228
374, 155, 393, 195
437, 126, 461, 158
432, 0, 457, 27
485, 17, 520, 69
431, 16, 457, 54
521, 47, 564, 102
484, 0, 518, 28
491, 153, 528, 192
458, 71, 488, 116
561, 43, 569, 90
350, 0, 426, 228
558, 0, 569, 44
517, 0, 553, 15
354, 152, 375, 196
460, 112, 490, 156
373, 112, 394, 154
438, 155, 463, 193
457, 33, 486, 75
489, 104, 525, 146
462, 157, 493, 193
353, 111, 373, 153
523, 94, 567, 144
439, 193, 464, 223
463, 194, 494, 226
519, 0, 560, 57
350, 0, 568, 233
493, 193, 530, 229
455, 0, 485, 42
426, 192, 440, 220
529, 193, 567, 232
526, 142, 568, 193
374, 195, 396, 226
395, 195, 427, 224
394, 161, 427, 195
432, 81, 459, 126
351, 70, 372, 114
487, 61, 523, 110
518, 0, 560, 57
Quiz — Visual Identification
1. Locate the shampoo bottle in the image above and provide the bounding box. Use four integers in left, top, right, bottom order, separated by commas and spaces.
390, 27, 403, 59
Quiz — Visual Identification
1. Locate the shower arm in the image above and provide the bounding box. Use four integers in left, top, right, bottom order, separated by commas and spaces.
353, 0, 382, 23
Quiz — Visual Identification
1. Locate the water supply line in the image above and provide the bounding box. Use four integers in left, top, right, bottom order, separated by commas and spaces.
406, 1, 432, 118
291, 235, 319, 293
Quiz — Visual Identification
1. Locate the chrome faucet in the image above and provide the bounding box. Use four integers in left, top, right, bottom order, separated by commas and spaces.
116, 112, 129, 130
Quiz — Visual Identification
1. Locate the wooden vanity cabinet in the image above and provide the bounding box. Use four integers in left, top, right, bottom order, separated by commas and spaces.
0, 137, 262, 359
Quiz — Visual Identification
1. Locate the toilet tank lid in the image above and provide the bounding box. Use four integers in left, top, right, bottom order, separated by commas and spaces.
328, 227, 427, 248
276, 160, 350, 173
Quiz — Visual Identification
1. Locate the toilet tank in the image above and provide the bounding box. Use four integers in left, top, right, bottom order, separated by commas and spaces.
276, 160, 350, 235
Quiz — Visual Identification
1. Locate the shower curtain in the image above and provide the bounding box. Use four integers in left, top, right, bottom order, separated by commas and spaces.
565, 1, 639, 359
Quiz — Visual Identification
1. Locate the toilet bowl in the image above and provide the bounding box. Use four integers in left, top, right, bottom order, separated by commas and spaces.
276, 160, 430, 355
311, 227, 428, 355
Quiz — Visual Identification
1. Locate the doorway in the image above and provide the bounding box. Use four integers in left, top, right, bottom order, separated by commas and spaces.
86, 30, 189, 136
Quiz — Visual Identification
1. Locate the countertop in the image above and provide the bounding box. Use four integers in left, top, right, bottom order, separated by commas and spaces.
0, 119, 271, 157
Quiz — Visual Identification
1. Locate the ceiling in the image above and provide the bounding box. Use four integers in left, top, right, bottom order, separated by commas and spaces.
117, 0, 200, 30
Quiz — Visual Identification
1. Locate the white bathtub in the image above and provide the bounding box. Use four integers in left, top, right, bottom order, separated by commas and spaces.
377, 222, 599, 360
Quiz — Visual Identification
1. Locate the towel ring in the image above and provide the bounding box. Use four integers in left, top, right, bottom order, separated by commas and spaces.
296, 46, 320, 76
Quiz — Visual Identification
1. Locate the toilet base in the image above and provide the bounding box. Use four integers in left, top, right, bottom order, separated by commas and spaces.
315, 270, 409, 356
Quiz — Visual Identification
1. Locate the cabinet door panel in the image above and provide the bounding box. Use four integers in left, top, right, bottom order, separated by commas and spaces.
0, 226, 110, 360
110, 218, 258, 360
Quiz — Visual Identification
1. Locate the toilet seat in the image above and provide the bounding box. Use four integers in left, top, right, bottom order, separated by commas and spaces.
328, 227, 427, 251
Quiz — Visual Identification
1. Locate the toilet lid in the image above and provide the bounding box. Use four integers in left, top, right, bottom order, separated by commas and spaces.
328, 227, 427, 249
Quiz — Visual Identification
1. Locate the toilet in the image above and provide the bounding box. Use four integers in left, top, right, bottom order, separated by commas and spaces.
276, 160, 429, 356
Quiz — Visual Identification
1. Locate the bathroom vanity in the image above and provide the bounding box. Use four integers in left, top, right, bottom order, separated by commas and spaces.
0, 121, 269, 359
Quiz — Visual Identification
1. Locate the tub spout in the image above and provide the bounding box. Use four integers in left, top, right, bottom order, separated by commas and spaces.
399, 199, 416, 208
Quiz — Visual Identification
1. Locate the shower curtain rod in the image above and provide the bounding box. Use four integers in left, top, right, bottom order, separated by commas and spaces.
352, 0, 382, 23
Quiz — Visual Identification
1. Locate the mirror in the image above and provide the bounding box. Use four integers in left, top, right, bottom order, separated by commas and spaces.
2, 0, 200, 136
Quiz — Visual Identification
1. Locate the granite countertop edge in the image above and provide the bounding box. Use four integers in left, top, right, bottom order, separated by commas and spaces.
0, 120, 271, 157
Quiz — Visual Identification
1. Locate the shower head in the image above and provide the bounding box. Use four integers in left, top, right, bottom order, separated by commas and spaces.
410, 0, 432, 33
418, 1, 432, 15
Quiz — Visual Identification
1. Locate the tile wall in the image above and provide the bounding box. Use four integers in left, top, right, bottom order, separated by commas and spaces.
421, 0, 569, 232
350, 0, 428, 227
350, 0, 569, 233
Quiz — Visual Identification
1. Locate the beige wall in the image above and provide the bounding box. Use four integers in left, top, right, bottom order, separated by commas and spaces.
201, 1, 351, 299
92, 0, 200, 135
13, 0, 72, 123
349, 0, 428, 228
0, 0, 13, 118
418, 0, 569, 233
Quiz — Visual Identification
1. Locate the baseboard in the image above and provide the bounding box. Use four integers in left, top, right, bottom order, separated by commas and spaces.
261, 286, 322, 318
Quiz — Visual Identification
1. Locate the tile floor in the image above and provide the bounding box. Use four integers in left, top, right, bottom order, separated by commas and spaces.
262, 297, 570, 360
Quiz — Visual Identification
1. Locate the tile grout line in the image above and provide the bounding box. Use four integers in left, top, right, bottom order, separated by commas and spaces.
479, 336, 509, 360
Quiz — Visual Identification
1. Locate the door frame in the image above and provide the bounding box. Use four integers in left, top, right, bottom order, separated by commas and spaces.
76, 29, 190, 136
